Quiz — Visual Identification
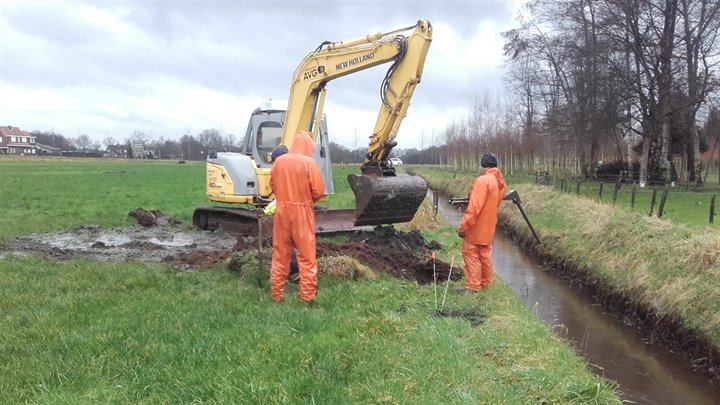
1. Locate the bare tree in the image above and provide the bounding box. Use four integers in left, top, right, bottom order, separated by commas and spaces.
679, 0, 720, 183
102, 136, 118, 149
74, 134, 92, 150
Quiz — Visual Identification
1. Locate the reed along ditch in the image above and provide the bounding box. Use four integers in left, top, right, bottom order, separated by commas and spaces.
429, 190, 720, 405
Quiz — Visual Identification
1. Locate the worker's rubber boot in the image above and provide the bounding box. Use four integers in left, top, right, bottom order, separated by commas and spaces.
289, 250, 300, 283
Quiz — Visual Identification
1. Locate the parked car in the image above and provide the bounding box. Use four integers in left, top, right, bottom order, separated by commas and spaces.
388, 157, 403, 166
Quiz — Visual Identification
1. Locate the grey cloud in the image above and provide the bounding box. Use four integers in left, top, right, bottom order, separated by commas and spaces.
2, 0, 518, 139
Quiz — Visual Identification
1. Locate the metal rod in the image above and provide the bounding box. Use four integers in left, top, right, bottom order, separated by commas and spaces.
514, 200, 542, 244
257, 215, 265, 288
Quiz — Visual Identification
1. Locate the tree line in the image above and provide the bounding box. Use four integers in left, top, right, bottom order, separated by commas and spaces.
30, 127, 450, 165
437, 0, 720, 185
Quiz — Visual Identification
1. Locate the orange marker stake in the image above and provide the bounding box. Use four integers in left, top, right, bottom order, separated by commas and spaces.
432, 251, 437, 309
441, 256, 456, 310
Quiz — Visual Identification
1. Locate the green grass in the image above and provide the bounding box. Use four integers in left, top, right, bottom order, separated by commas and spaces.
320, 163, 359, 209
1, 256, 618, 404
0, 157, 208, 242
0, 158, 621, 403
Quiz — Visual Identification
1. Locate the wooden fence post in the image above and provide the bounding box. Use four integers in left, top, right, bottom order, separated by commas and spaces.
576, 181, 582, 195
658, 185, 670, 218
631, 187, 637, 209
612, 179, 621, 205
711, 195, 717, 224
649, 188, 658, 216
598, 182, 604, 200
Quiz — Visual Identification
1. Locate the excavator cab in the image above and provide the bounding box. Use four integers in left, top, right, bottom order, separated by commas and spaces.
241, 108, 285, 167
240, 104, 335, 197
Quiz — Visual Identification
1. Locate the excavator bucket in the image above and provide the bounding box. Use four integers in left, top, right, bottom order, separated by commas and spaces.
347, 173, 428, 226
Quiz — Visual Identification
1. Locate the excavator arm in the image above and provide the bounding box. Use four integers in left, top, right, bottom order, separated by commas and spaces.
282, 20, 433, 225
196, 20, 433, 233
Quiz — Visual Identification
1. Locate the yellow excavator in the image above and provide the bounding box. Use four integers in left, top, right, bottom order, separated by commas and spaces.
193, 19, 433, 234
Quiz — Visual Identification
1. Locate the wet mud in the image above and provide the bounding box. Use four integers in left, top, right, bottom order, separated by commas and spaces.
0, 209, 455, 284
317, 226, 457, 284
433, 308, 486, 327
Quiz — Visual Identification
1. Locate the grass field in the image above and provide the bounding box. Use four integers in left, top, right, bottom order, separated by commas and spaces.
0, 157, 621, 403
552, 179, 719, 228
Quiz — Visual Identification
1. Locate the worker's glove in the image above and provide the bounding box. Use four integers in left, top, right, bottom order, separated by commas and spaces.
263, 200, 277, 216
457, 228, 466, 238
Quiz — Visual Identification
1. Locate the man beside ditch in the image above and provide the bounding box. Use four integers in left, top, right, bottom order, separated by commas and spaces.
269, 132, 325, 303
457, 152, 507, 293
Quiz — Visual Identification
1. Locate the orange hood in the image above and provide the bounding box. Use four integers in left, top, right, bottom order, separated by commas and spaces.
290, 131, 315, 157
484, 167, 506, 192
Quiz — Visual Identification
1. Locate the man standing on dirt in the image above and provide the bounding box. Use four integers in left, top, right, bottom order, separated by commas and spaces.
269, 131, 325, 303
457, 152, 507, 293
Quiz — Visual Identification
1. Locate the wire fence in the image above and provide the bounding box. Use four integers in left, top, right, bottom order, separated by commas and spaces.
537, 172, 719, 227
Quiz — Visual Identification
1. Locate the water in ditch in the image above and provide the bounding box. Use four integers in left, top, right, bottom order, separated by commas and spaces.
431, 190, 720, 404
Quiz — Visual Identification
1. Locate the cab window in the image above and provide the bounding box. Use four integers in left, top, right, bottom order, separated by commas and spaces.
256, 122, 283, 164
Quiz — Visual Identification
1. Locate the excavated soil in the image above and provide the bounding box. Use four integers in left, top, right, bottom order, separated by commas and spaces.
0, 208, 457, 284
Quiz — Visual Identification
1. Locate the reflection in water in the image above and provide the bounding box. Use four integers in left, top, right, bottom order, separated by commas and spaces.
432, 191, 720, 404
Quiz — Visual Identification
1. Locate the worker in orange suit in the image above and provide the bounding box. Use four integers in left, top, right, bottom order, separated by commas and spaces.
457, 152, 507, 293
269, 131, 325, 303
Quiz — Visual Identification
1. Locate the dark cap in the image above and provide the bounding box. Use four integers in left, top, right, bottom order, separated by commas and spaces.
481, 152, 498, 168
271, 145, 289, 162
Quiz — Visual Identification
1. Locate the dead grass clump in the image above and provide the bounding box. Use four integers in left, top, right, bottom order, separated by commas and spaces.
400, 200, 448, 232
680, 236, 720, 271
319, 256, 377, 280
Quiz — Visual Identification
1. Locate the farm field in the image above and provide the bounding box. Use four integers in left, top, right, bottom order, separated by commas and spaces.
0, 157, 621, 403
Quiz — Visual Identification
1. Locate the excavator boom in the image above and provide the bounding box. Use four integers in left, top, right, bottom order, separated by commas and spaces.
281, 19, 433, 226
196, 20, 433, 234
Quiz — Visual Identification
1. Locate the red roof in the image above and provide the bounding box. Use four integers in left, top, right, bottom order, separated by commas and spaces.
0, 126, 32, 137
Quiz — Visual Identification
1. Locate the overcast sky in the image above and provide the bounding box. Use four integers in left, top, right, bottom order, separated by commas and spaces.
1, 0, 523, 149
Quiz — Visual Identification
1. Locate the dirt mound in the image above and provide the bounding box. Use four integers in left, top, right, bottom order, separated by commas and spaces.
317, 226, 458, 284
128, 208, 184, 227
165, 250, 231, 270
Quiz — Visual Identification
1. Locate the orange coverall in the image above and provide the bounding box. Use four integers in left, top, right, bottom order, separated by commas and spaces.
458, 167, 507, 291
269, 132, 325, 302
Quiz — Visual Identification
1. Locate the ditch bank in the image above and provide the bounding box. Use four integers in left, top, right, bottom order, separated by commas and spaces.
416, 168, 720, 383
500, 215, 720, 381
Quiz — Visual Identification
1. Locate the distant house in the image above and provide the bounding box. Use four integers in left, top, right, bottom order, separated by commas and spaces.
106, 144, 130, 158
0, 126, 36, 155
35, 143, 63, 155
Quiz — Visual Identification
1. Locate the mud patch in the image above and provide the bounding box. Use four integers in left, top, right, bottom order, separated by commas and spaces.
0, 211, 458, 285
317, 226, 458, 284
0, 219, 238, 266
433, 308, 486, 327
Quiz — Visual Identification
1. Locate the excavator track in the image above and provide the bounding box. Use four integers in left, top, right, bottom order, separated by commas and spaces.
193, 206, 362, 236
